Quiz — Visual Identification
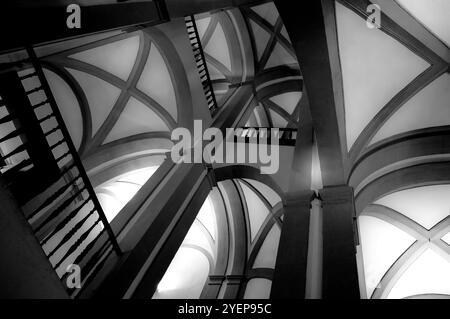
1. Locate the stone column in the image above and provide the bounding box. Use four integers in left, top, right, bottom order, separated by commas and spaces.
271, 192, 314, 298
320, 186, 359, 299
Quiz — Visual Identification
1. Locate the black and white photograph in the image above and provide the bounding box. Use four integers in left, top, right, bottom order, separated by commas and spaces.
0, 0, 449, 311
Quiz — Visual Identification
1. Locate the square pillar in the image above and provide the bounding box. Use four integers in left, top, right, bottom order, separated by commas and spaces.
320, 186, 359, 299
271, 191, 314, 298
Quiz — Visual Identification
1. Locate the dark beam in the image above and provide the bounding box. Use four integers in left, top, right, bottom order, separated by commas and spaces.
109, 159, 175, 238
0, 0, 272, 54
212, 85, 254, 133
271, 192, 314, 299
274, 0, 346, 186
164, 0, 270, 18
131, 170, 212, 298
95, 163, 210, 298
271, 94, 313, 298
0, 1, 164, 53
320, 185, 360, 299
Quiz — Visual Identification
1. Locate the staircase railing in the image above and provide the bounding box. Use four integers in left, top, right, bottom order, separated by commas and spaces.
0, 47, 121, 298
235, 127, 298, 146
185, 15, 219, 113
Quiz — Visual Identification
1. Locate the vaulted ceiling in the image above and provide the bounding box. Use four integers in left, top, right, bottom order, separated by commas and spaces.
360, 184, 450, 299
335, 1, 430, 150
40, 29, 187, 221
333, 0, 450, 164
28, 0, 450, 299
44, 30, 178, 157
242, 2, 303, 129
194, 3, 304, 129
328, 0, 450, 299
152, 178, 283, 299
194, 10, 243, 107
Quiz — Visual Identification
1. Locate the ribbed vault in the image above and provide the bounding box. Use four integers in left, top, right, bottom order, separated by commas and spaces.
39, 28, 193, 222
152, 174, 284, 299
241, 2, 303, 129
330, 0, 450, 300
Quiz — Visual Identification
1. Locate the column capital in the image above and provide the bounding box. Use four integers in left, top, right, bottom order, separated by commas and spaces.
208, 275, 226, 284
311, 197, 322, 209
285, 190, 316, 207
225, 275, 245, 283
